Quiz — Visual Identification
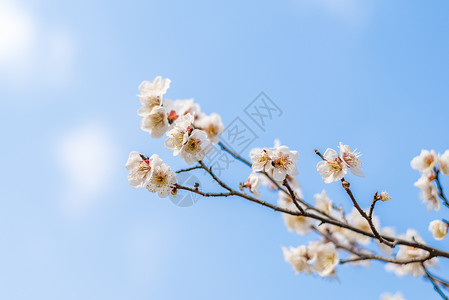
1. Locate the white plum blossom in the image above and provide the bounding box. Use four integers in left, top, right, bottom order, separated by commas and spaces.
163, 98, 201, 121
314, 190, 333, 215
379, 227, 396, 255
140, 106, 169, 138
195, 113, 224, 144
345, 207, 379, 245
179, 129, 212, 165
439, 150, 449, 176
164, 113, 194, 155
309, 241, 339, 277
379, 191, 391, 201
411, 149, 438, 172
146, 162, 177, 198
270, 145, 299, 181
137, 76, 171, 116
414, 173, 440, 211
282, 245, 313, 274
316, 148, 347, 183
126, 152, 163, 188
429, 220, 448, 240
244, 172, 262, 198
283, 241, 338, 277
277, 188, 304, 210
386, 229, 438, 277
282, 214, 314, 236
250, 148, 273, 173
380, 292, 405, 300
339, 142, 364, 177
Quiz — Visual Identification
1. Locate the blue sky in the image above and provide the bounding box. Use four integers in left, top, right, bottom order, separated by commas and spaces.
1, 0, 449, 299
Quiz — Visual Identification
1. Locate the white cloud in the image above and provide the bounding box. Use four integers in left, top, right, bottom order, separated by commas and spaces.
0, 0, 75, 88
0, 0, 35, 67
55, 122, 119, 216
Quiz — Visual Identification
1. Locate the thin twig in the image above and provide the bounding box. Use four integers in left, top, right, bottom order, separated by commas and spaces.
422, 263, 448, 300
176, 165, 202, 174
435, 168, 449, 208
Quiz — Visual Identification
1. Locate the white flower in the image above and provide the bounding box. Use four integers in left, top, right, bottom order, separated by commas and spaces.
277, 188, 304, 209
314, 190, 332, 215
164, 113, 194, 155
380, 292, 405, 300
250, 148, 273, 173
316, 148, 347, 183
386, 229, 438, 277
379, 191, 391, 201
140, 106, 169, 138
126, 152, 162, 188
282, 245, 313, 274
137, 76, 171, 116
146, 162, 177, 198
244, 172, 261, 198
429, 220, 448, 240
345, 207, 379, 245
179, 129, 212, 165
310, 242, 339, 277
195, 113, 224, 144
163, 98, 201, 120
411, 149, 437, 172
414, 173, 440, 211
283, 214, 314, 235
439, 150, 449, 176
271, 145, 299, 181
379, 227, 396, 255
339, 142, 364, 177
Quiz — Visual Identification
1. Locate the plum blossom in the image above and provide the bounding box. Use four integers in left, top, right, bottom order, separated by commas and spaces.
250, 148, 273, 173
137, 76, 171, 116
270, 145, 299, 181
339, 142, 364, 177
179, 129, 212, 165
345, 207, 379, 245
385, 229, 438, 277
314, 190, 333, 215
283, 241, 338, 277
243, 172, 261, 198
429, 220, 448, 240
439, 150, 449, 176
195, 113, 224, 144
309, 241, 339, 277
378, 227, 396, 255
126, 152, 163, 188
164, 113, 194, 155
380, 292, 405, 300
140, 106, 169, 138
163, 98, 201, 122
282, 214, 314, 235
414, 173, 440, 211
410, 149, 437, 172
379, 191, 391, 201
316, 148, 347, 183
282, 245, 313, 274
146, 162, 177, 198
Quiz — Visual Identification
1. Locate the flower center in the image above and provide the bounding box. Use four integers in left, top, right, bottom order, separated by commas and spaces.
272, 153, 291, 170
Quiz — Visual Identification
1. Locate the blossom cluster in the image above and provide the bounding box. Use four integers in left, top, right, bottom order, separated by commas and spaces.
125, 152, 177, 198
126, 76, 227, 198
316, 142, 364, 183
138, 76, 224, 166
385, 229, 438, 277
411, 149, 449, 211
282, 241, 339, 277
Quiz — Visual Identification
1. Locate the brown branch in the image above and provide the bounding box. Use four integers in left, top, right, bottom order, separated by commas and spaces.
422, 263, 448, 300
283, 179, 305, 214
176, 165, 202, 174
435, 168, 449, 209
